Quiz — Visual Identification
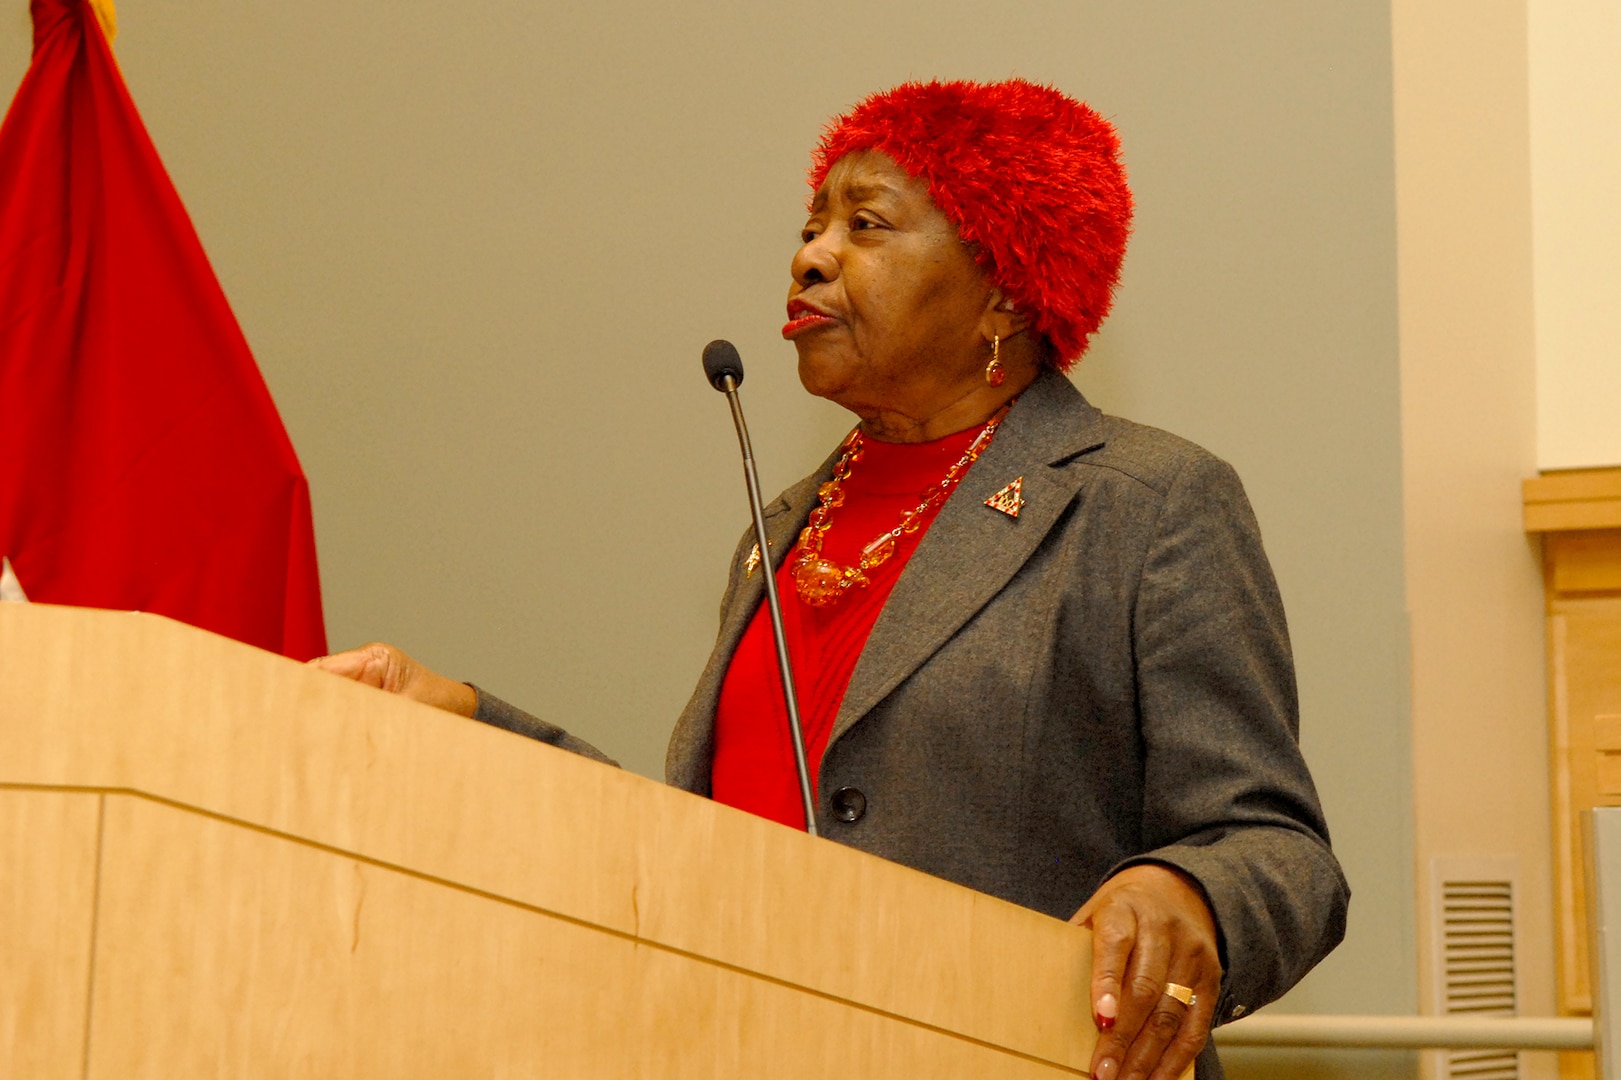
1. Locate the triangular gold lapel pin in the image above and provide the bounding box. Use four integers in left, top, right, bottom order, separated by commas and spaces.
985, 477, 1025, 519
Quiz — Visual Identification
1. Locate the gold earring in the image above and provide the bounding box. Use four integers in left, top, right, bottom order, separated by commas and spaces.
984, 334, 1007, 387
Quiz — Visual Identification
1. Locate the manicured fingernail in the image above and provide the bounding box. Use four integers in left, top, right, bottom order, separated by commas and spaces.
1096, 992, 1118, 1030
1096, 1014, 1115, 1031
1094, 1057, 1119, 1080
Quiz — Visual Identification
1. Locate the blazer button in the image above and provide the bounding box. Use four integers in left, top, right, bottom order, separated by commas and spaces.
831, 787, 867, 823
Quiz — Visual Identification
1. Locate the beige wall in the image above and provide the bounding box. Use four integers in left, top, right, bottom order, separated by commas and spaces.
1, 4, 1468, 1075
1528, 0, 1621, 470
1392, 3, 1556, 1078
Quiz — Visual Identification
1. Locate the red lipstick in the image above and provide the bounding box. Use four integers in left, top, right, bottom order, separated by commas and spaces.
782, 299, 836, 339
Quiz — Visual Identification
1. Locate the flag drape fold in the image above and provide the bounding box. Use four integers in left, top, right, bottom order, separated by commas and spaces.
0, 0, 327, 659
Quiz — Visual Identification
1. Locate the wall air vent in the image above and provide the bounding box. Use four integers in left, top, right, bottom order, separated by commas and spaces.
1430, 858, 1521, 1080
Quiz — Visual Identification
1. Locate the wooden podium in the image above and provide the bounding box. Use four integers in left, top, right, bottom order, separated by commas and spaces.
0, 603, 1106, 1078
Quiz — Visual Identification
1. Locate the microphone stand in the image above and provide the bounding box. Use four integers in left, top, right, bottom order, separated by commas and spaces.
713, 372, 819, 837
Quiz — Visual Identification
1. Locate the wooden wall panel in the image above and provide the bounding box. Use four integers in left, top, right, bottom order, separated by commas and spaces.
84, 794, 1079, 1079
1551, 532, 1621, 595
1530, 468, 1621, 1028
0, 788, 101, 1080
1549, 603, 1621, 1011
1525, 472, 1621, 533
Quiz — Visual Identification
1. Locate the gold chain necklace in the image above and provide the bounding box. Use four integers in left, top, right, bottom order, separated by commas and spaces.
790, 401, 1013, 607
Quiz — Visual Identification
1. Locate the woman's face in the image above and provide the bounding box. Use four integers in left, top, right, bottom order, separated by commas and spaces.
784, 151, 997, 426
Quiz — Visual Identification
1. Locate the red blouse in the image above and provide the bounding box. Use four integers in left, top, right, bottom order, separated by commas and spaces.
710, 425, 984, 829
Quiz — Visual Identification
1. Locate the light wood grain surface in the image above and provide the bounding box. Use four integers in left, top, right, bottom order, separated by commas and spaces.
0, 789, 100, 1079
84, 793, 1076, 1078
1529, 468, 1621, 1022
1525, 470, 1621, 533
0, 603, 1135, 1077
1547, 602, 1621, 1013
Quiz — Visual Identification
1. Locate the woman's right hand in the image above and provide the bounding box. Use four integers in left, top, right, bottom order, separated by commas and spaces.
308, 642, 478, 718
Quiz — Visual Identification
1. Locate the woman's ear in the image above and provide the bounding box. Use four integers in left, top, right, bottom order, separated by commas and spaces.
980, 288, 1031, 342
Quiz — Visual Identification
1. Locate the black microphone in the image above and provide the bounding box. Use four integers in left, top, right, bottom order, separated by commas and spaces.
702, 339, 818, 836
702, 339, 744, 391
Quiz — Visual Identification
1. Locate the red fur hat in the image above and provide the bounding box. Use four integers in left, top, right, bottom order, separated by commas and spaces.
810, 79, 1133, 370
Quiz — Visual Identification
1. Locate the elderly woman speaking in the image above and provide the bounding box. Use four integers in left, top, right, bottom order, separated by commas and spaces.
317, 79, 1347, 1080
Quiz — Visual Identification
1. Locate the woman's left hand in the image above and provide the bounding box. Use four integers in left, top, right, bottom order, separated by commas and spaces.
1070, 864, 1222, 1080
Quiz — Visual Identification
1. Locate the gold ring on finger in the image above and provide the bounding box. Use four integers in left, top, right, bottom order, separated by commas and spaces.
1163, 982, 1196, 1007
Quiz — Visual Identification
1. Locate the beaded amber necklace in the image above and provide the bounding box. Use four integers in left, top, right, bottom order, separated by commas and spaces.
789, 401, 1013, 607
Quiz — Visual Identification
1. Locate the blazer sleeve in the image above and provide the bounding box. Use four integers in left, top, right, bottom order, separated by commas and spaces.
468, 685, 620, 767
1115, 449, 1349, 1024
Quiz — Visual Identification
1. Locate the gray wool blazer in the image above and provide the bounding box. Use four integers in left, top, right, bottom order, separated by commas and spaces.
476, 370, 1347, 1074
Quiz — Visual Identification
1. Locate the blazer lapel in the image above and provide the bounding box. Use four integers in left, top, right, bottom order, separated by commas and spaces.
828, 371, 1107, 745
715, 465, 828, 656
664, 457, 828, 792
669, 372, 1106, 792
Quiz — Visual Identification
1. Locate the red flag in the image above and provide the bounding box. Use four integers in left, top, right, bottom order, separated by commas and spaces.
0, 0, 327, 659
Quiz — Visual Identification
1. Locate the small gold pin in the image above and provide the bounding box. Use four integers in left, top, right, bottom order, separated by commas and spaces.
745, 542, 767, 577
985, 477, 1025, 519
